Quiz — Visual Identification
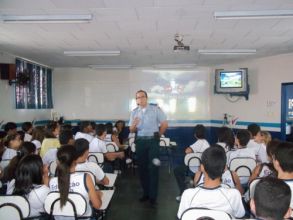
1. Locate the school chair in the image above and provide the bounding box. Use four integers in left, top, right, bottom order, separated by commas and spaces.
88, 152, 104, 168
180, 207, 232, 220
184, 153, 201, 174
229, 157, 257, 185
0, 195, 30, 220
105, 142, 119, 153
48, 160, 58, 177
159, 137, 172, 173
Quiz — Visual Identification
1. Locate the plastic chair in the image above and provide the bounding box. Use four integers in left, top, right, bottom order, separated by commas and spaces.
248, 178, 261, 200
184, 153, 201, 174
159, 137, 172, 173
106, 142, 119, 152
48, 160, 57, 177
180, 207, 232, 220
88, 152, 104, 168
0, 195, 30, 219
229, 157, 257, 185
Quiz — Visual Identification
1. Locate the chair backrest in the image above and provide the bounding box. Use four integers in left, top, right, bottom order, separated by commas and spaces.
159, 138, 170, 147
130, 142, 136, 153
128, 136, 135, 146
248, 178, 261, 200
0, 195, 30, 219
0, 159, 11, 170
180, 207, 232, 220
44, 192, 88, 219
88, 152, 104, 167
184, 153, 201, 173
49, 160, 58, 177
106, 142, 119, 152
229, 157, 257, 177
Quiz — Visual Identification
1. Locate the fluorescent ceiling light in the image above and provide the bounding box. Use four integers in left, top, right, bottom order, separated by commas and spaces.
198, 49, 256, 55
152, 64, 197, 69
64, 50, 120, 57
0, 14, 93, 23
88, 65, 132, 69
214, 10, 293, 19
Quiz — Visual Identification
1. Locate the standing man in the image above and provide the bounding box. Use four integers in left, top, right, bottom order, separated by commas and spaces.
129, 90, 168, 206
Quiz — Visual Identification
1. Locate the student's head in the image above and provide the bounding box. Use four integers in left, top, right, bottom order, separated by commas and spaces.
4, 133, 22, 149
217, 126, 235, 150
45, 121, 60, 138
90, 121, 96, 136
250, 177, 291, 220
21, 122, 33, 134
235, 129, 250, 148
21, 141, 36, 155
59, 130, 74, 145
74, 138, 89, 162
261, 131, 272, 146
4, 122, 17, 135
56, 145, 77, 208
32, 126, 45, 142
13, 154, 44, 195
273, 141, 293, 173
96, 124, 106, 139
105, 122, 113, 134
115, 120, 125, 131
136, 90, 148, 107
266, 139, 280, 162
247, 123, 261, 141
201, 145, 226, 180
61, 124, 72, 131
194, 124, 206, 139
79, 121, 92, 133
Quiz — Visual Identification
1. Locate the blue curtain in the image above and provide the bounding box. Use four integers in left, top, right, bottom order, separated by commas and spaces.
15, 58, 53, 109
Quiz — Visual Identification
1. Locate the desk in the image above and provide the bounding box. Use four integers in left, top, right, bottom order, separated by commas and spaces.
104, 173, 117, 188
99, 190, 115, 211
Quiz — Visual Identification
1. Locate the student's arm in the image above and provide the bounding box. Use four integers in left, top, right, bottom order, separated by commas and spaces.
193, 171, 202, 186
111, 135, 122, 149
185, 147, 193, 154
249, 164, 261, 183
104, 152, 125, 161
231, 171, 244, 195
42, 164, 49, 186
98, 175, 110, 186
86, 174, 102, 209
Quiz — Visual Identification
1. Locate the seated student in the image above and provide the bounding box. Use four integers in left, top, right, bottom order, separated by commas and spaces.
105, 122, 124, 150
247, 123, 268, 163
49, 145, 102, 218
22, 121, 33, 142
216, 126, 235, 152
7, 154, 50, 217
74, 138, 109, 186
31, 126, 45, 154
249, 139, 279, 183
250, 177, 292, 220
273, 141, 293, 209
40, 121, 61, 157
174, 124, 210, 200
75, 121, 94, 142
114, 120, 127, 145
260, 130, 272, 147
4, 122, 17, 136
42, 129, 74, 166
2, 133, 22, 160
177, 145, 245, 219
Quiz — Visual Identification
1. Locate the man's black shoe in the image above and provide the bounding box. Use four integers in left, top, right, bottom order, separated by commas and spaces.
139, 196, 149, 202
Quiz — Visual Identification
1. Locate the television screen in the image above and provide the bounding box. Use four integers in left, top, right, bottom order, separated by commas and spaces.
220, 71, 242, 88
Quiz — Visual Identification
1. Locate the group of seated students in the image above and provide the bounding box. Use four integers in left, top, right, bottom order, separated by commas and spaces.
175, 123, 293, 220
0, 120, 128, 218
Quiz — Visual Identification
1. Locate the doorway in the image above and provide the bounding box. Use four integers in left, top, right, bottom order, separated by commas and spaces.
281, 82, 293, 141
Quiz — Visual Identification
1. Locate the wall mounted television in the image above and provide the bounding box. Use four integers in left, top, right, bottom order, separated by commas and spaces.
214, 68, 249, 100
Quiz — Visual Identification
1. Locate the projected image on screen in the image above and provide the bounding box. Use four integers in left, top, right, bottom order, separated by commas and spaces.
220, 71, 242, 88
129, 69, 209, 120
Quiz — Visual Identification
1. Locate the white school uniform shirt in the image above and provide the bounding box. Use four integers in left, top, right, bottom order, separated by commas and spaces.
74, 132, 94, 143
42, 148, 57, 166
247, 139, 268, 163
189, 139, 210, 155
104, 134, 112, 143
76, 161, 105, 182
49, 172, 92, 219
258, 163, 274, 178
6, 179, 50, 217
89, 137, 107, 153
284, 179, 293, 209
195, 170, 236, 189
2, 148, 17, 160
227, 148, 256, 165
32, 140, 42, 150
24, 133, 32, 142
216, 142, 230, 153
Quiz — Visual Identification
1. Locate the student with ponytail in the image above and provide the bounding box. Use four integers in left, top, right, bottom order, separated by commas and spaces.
49, 145, 102, 219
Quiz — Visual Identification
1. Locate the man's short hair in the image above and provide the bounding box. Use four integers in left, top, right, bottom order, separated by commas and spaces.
201, 145, 226, 180
4, 122, 17, 132
59, 130, 73, 145
79, 121, 91, 132
136, 90, 148, 98
74, 138, 89, 158
254, 177, 291, 220
236, 129, 250, 147
194, 124, 206, 139
274, 141, 293, 172
247, 123, 261, 137
96, 124, 106, 136
21, 122, 33, 132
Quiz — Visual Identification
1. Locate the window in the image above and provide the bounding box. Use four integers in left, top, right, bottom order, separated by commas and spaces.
15, 58, 53, 109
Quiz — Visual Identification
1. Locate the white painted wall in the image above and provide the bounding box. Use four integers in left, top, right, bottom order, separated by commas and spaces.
210, 53, 293, 126
0, 53, 51, 123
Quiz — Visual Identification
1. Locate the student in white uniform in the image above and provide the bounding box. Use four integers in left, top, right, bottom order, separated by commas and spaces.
104, 122, 123, 150
74, 121, 94, 142
74, 138, 109, 185
3, 122, 17, 136
273, 141, 293, 209
250, 177, 292, 220
2, 133, 22, 160
22, 122, 33, 142
31, 126, 45, 155
40, 121, 60, 157
7, 154, 50, 217
216, 126, 235, 152
247, 123, 268, 163
49, 145, 102, 219
177, 145, 245, 219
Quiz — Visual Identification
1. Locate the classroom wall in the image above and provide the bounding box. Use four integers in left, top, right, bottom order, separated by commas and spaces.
0, 53, 51, 124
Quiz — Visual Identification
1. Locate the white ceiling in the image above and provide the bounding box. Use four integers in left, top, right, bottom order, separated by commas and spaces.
0, 0, 293, 68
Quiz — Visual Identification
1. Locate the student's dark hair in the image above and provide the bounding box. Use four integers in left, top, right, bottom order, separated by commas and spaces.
201, 145, 226, 180
254, 177, 291, 220
274, 141, 293, 172
247, 123, 261, 137
114, 120, 125, 128
74, 138, 89, 158
194, 124, 206, 139
21, 122, 33, 132
31, 126, 45, 143
3, 133, 20, 147
56, 145, 76, 208
105, 122, 113, 134
13, 154, 43, 195
217, 126, 235, 150
90, 121, 96, 130
136, 90, 148, 98
266, 139, 281, 158
59, 130, 73, 145
79, 121, 91, 132
17, 131, 25, 141
4, 122, 17, 133
96, 124, 106, 136
197, 217, 215, 220
45, 121, 59, 138
236, 129, 250, 147
61, 124, 72, 131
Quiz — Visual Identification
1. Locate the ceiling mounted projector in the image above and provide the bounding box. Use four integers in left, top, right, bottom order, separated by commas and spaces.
173, 34, 190, 52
